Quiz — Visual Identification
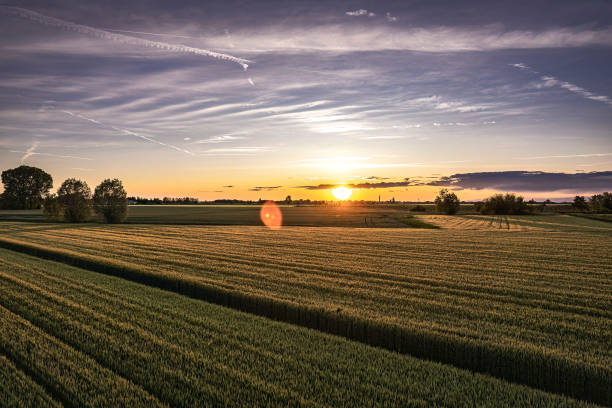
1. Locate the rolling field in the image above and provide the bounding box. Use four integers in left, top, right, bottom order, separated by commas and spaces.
0, 248, 595, 407
0, 215, 610, 404
0, 205, 434, 227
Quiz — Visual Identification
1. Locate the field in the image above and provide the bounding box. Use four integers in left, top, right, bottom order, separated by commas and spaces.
0, 208, 610, 406
0, 248, 594, 408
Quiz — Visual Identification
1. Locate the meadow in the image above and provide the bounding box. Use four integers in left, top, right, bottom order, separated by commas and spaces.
0, 212, 610, 405
0, 248, 594, 408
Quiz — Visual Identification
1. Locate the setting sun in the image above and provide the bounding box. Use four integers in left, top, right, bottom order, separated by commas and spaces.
332, 186, 352, 200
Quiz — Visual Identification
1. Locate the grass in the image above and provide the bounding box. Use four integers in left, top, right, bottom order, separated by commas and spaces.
0, 221, 610, 404
0, 248, 598, 407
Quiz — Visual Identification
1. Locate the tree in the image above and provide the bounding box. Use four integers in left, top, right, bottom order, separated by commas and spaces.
0, 165, 52, 209
42, 194, 61, 220
57, 178, 92, 222
590, 192, 612, 213
571, 195, 589, 212
285, 195, 292, 204
434, 189, 460, 214
479, 193, 529, 215
93, 179, 128, 223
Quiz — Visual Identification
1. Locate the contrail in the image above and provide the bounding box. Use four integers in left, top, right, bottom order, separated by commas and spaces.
1, 6, 252, 70
10, 146, 93, 161
62, 110, 195, 156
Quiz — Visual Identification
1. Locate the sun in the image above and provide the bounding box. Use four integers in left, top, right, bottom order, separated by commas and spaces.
332, 186, 352, 200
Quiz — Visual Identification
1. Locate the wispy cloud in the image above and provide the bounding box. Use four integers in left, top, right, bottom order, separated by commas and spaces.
193, 133, 247, 144
511, 63, 612, 108
537, 76, 612, 107
249, 185, 282, 191
515, 152, 612, 160
9, 147, 92, 161
345, 9, 376, 17
298, 178, 413, 190
20, 141, 39, 163
202, 25, 612, 53
385, 12, 397, 22
62, 110, 194, 155
1, 6, 252, 70
201, 146, 272, 156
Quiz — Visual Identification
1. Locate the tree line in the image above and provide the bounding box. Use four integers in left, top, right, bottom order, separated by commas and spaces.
434, 188, 612, 214
0, 165, 128, 223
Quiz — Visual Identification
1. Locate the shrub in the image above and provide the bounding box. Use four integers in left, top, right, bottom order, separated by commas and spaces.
479, 193, 529, 215
410, 205, 427, 212
57, 178, 92, 222
42, 194, 61, 220
93, 179, 128, 223
434, 189, 460, 215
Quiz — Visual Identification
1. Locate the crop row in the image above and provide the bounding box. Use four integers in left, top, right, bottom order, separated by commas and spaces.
0, 248, 597, 407
0, 224, 610, 404
0, 355, 60, 408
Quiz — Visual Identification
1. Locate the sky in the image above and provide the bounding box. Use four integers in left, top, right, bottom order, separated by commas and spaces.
1, 0, 611, 201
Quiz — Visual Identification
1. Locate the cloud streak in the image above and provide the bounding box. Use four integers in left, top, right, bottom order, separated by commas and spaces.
511, 63, 612, 108
298, 179, 412, 190
1, 6, 252, 70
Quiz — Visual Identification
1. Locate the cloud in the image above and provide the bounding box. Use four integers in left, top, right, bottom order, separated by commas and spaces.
385, 12, 397, 22
20, 141, 39, 163
200, 25, 612, 54
193, 134, 247, 144
510, 63, 612, 108
249, 186, 282, 191
510, 63, 530, 70
223, 185, 234, 188
515, 153, 612, 160
9, 147, 92, 161
345, 9, 376, 17
1, 6, 251, 70
298, 178, 413, 190
537, 75, 612, 107
424, 171, 612, 192
200, 146, 271, 155
62, 110, 195, 155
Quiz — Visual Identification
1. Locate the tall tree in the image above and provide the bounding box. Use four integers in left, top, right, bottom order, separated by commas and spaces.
434, 188, 460, 214
0, 165, 53, 209
57, 178, 92, 222
93, 179, 128, 223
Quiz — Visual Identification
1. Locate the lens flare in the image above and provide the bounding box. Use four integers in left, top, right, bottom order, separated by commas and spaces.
260, 201, 282, 230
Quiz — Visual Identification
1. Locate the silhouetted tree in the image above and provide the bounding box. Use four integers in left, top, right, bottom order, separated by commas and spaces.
57, 178, 92, 222
285, 195, 292, 204
42, 194, 61, 220
0, 165, 52, 209
93, 178, 128, 223
590, 192, 612, 213
479, 193, 529, 215
571, 195, 589, 212
434, 189, 460, 214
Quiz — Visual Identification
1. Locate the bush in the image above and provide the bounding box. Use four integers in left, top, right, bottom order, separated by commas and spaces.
479, 193, 529, 215
93, 179, 128, 223
57, 178, 92, 222
42, 194, 61, 220
434, 189, 460, 215
410, 205, 428, 212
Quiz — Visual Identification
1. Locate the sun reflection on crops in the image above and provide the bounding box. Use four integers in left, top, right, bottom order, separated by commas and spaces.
260, 201, 282, 230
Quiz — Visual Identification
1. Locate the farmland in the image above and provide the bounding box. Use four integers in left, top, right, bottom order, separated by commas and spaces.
0, 214, 610, 405
0, 248, 594, 407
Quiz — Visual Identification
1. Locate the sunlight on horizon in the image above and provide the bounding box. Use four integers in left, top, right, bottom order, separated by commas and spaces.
332, 186, 352, 200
